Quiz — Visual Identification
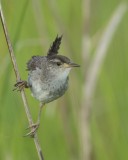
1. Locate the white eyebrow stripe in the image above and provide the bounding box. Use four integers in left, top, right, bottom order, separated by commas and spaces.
49, 59, 62, 63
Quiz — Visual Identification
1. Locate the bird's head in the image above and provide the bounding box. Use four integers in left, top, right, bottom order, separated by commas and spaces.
47, 55, 80, 79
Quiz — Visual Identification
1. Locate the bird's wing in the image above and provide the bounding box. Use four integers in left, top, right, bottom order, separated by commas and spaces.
27, 56, 42, 71
47, 35, 62, 56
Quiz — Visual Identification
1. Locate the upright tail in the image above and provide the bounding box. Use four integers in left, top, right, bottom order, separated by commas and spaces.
47, 35, 63, 56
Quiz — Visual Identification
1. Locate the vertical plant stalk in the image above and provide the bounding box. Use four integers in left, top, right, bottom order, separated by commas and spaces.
82, 0, 91, 68
80, 2, 127, 160
80, 0, 91, 159
0, 3, 44, 160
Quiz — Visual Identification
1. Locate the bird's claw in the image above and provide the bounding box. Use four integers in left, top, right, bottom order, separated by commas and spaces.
13, 80, 27, 91
24, 123, 40, 138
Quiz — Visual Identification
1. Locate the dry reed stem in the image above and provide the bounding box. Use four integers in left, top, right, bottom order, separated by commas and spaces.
0, 2, 44, 160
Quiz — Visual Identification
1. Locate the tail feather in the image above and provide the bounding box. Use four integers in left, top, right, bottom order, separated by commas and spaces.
47, 35, 62, 56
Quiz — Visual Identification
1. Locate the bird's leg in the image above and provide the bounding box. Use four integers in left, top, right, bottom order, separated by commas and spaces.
24, 103, 44, 138
13, 80, 29, 91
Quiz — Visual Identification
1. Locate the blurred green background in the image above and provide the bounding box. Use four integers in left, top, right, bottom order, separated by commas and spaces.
0, 0, 128, 160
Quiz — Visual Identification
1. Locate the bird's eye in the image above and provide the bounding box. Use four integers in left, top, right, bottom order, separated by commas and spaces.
56, 62, 61, 66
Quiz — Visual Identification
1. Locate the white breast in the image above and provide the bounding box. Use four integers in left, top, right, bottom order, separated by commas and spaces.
28, 67, 71, 103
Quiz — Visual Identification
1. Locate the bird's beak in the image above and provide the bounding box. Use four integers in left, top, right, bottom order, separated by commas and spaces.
64, 62, 80, 68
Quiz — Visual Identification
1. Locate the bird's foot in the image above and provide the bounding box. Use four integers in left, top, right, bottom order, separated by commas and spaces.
13, 80, 28, 91
24, 123, 40, 138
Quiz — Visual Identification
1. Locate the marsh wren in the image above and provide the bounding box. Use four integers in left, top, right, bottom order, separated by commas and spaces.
14, 35, 80, 137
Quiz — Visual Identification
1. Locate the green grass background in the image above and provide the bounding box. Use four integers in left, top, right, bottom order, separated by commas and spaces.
0, 0, 128, 159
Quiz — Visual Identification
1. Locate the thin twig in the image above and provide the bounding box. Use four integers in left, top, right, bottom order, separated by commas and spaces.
80, 2, 128, 160
0, 2, 44, 160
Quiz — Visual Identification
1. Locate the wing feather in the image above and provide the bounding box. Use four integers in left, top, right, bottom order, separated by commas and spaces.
27, 56, 42, 71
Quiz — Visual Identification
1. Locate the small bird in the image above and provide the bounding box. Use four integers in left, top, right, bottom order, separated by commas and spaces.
14, 35, 80, 137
